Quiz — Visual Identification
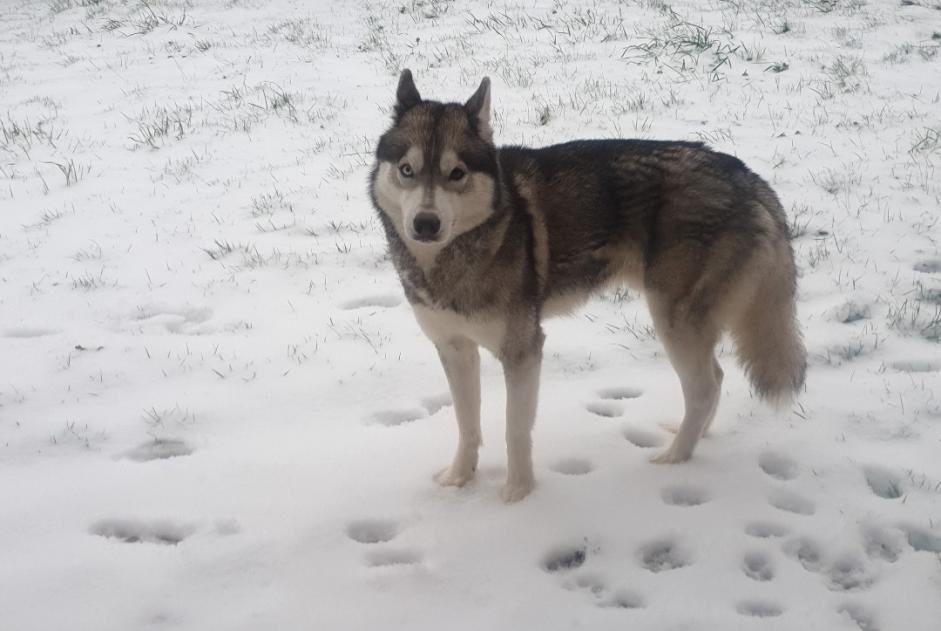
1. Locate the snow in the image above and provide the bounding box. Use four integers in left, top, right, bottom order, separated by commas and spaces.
1, 0, 939, 629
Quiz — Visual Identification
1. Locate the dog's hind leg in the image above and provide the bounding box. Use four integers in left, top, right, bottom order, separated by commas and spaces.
701, 357, 724, 435
647, 297, 721, 464
433, 337, 482, 487
660, 357, 724, 437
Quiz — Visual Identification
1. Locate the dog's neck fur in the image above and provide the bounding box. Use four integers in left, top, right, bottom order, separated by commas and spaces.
379, 189, 513, 313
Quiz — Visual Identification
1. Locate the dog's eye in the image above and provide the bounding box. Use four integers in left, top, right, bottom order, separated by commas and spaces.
399, 164, 414, 178
449, 168, 466, 181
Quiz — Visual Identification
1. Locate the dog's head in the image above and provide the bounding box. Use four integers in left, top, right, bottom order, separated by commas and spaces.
371, 70, 499, 251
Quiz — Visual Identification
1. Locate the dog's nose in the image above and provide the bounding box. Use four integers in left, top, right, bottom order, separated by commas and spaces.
413, 212, 441, 241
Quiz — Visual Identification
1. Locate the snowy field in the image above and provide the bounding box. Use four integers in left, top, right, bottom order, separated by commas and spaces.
1, 0, 940, 629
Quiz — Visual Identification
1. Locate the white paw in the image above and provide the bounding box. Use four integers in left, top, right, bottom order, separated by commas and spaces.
434, 465, 475, 487
658, 421, 680, 435
650, 444, 693, 465
500, 477, 535, 503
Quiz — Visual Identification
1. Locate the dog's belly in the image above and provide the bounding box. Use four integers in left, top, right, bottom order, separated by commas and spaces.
411, 304, 506, 355
541, 291, 593, 319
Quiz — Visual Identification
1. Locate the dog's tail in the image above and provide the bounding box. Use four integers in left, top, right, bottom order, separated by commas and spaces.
730, 242, 806, 406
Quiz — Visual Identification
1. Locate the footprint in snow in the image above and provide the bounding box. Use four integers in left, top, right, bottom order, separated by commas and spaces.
832, 300, 871, 324
91, 519, 194, 545
339, 294, 402, 310
735, 600, 783, 618
623, 427, 664, 449
597, 589, 645, 610
638, 539, 690, 573
758, 451, 799, 481
420, 392, 452, 415
597, 387, 643, 401
862, 466, 903, 499
825, 553, 875, 592
768, 489, 815, 515
549, 458, 594, 476
742, 550, 775, 581
2, 326, 60, 338
860, 523, 904, 563
367, 408, 426, 427
346, 519, 399, 544
364, 548, 421, 567
561, 572, 606, 597
891, 359, 939, 373
745, 521, 790, 539
782, 536, 824, 572
838, 603, 880, 631
913, 259, 941, 273
660, 484, 710, 507
135, 305, 213, 334
123, 438, 193, 462
586, 387, 643, 418
586, 400, 623, 418
542, 544, 588, 573
899, 524, 941, 553
558, 571, 646, 611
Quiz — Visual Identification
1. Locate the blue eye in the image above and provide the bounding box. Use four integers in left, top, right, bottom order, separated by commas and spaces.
399, 164, 414, 177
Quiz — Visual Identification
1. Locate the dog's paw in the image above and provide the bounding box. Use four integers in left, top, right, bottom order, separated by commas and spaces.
658, 421, 680, 435
658, 421, 711, 438
434, 465, 475, 487
501, 477, 535, 503
649, 444, 692, 464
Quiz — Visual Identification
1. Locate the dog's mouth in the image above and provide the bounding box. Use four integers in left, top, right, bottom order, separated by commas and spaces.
411, 232, 441, 244
406, 233, 450, 248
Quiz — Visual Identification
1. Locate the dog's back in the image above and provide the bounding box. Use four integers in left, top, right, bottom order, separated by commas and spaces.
501, 139, 806, 403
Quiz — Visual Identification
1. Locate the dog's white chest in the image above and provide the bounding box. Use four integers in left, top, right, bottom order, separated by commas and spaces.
411, 304, 506, 355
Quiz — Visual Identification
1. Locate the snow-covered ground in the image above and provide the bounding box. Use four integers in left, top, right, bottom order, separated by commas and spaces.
1, 0, 940, 628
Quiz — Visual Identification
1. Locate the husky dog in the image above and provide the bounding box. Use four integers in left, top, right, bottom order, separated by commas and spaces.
369, 70, 806, 502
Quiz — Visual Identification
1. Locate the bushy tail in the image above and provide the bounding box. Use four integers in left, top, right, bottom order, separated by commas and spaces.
731, 256, 806, 406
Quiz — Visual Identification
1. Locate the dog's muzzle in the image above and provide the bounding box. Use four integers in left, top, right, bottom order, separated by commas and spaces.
412, 212, 441, 242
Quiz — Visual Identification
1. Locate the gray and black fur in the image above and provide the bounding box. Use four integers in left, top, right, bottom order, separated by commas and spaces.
369, 70, 806, 502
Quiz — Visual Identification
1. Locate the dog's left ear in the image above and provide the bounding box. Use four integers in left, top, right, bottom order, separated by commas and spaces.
395, 69, 422, 118
464, 77, 492, 143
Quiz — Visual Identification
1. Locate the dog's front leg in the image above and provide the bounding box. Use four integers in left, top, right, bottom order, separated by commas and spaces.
433, 337, 481, 487
500, 349, 542, 503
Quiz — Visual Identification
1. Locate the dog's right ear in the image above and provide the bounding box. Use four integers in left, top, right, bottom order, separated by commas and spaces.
395, 69, 421, 118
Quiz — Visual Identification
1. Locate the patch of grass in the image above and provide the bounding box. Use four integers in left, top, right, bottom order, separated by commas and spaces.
812, 164, 862, 195
819, 333, 881, 366
267, 17, 331, 49
48, 0, 102, 14
621, 17, 753, 80
202, 239, 253, 261
158, 148, 207, 183
43, 158, 88, 186
143, 405, 197, 427
0, 115, 62, 160
254, 83, 298, 122
71, 268, 107, 291
887, 299, 941, 343
883, 42, 939, 64
128, 1, 188, 35
910, 127, 941, 154
826, 55, 867, 93
536, 103, 552, 126
803, 0, 838, 13
786, 203, 816, 239
250, 188, 293, 218
73, 242, 103, 261
126, 103, 194, 149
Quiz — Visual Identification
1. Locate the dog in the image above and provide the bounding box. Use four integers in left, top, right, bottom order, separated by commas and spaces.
369, 69, 806, 502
